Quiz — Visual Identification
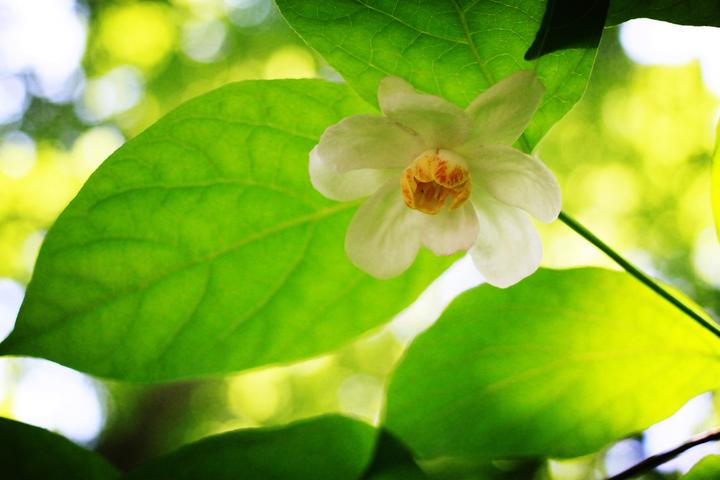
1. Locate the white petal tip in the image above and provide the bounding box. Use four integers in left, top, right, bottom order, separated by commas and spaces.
475, 263, 540, 289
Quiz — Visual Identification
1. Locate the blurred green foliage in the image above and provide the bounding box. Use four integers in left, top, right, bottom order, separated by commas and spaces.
1, 1, 720, 479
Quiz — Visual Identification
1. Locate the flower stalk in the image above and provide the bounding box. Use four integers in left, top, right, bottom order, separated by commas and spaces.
559, 211, 720, 340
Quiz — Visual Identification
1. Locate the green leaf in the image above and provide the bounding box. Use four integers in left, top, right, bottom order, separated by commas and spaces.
0, 418, 119, 480
525, 0, 609, 60
275, 0, 596, 151
682, 455, 720, 480
125, 415, 376, 480
607, 1, 720, 27
420, 458, 543, 480
385, 267, 720, 459
362, 430, 429, 479
0, 79, 452, 381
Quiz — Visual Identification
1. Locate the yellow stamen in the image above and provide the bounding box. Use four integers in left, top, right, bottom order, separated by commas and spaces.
400, 149, 471, 215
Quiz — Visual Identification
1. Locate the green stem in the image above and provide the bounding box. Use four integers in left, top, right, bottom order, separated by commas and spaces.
558, 211, 720, 340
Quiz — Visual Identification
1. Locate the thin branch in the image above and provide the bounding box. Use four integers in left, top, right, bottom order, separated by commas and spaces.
606, 427, 720, 480
558, 211, 720, 341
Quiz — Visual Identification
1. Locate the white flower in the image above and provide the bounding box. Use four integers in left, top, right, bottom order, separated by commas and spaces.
309, 71, 561, 288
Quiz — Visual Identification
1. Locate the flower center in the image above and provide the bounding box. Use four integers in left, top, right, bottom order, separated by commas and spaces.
400, 149, 471, 215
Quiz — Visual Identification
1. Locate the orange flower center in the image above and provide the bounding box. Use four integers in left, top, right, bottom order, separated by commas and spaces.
400, 149, 471, 215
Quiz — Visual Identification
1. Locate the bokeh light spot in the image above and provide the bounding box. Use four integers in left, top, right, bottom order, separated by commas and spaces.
96, 3, 177, 71
0, 76, 28, 124
182, 19, 227, 63
0, 132, 36, 178
227, 367, 289, 423
225, 0, 271, 28
692, 227, 720, 288
0, 278, 23, 342
0, 0, 87, 101
263, 46, 317, 79
621, 19, 720, 96
9, 359, 106, 446
337, 373, 383, 422
71, 126, 124, 173
77, 66, 143, 123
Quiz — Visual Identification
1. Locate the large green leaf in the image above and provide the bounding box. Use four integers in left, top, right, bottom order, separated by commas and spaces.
607, 1, 720, 26
0, 418, 119, 480
125, 415, 376, 480
0, 79, 452, 381
275, 0, 596, 151
385, 268, 720, 459
682, 455, 720, 480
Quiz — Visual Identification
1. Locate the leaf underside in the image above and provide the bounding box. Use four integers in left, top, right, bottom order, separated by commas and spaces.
125, 415, 376, 480
386, 268, 720, 459
276, 0, 597, 152
0, 79, 453, 382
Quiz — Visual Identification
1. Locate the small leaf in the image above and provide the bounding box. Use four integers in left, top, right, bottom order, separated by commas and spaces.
525, 0, 609, 60
385, 268, 720, 459
607, 0, 720, 26
0, 418, 119, 480
0, 79, 452, 381
125, 415, 376, 480
682, 455, 720, 479
275, 0, 597, 151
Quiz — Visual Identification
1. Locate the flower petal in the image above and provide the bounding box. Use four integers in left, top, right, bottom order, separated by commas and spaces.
464, 70, 544, 146
421, 203, 479, 256
462, 144, 560, 223
378, 76, 471, 149
469, 192, 542, 288
317, 114, 424, 172
309, 147, 398, 201
345, 179, 424, 278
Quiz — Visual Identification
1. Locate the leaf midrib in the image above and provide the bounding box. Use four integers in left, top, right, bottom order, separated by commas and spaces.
448, 0, 537, 152
354, 0, 469, 44
391, 347, 718, 442
8, 201, 359, 347
401, 352, 702, 458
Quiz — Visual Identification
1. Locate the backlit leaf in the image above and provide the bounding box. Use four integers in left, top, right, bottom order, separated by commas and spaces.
276, 0, 596, 151
386, 268, 720, 459
0, 80, 452, 381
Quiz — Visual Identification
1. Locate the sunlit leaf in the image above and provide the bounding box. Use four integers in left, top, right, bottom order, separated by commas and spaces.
682, 454, 720, 480
275, 0, 596, 151
385, 267, 720, 459
125, 415, 376, 480
0, 79, 452, 381
0, 418, 119, 479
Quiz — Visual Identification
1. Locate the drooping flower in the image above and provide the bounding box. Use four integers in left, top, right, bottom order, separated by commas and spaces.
309, 71, 561, 288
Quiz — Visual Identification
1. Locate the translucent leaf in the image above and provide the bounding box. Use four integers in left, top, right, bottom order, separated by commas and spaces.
386, 268, 720, 459
275, 0, 597, 151
0, 80, 452, 381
